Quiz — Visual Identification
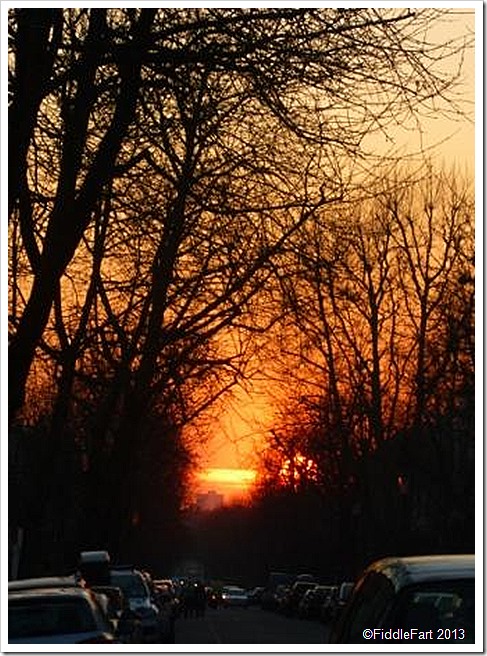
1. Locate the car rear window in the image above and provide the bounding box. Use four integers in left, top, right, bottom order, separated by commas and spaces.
111, 571, 148, 598
388, 579, 475, 643
9, 597, 97, 639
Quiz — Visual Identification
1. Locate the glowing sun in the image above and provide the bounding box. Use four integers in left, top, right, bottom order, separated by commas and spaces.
195, 467, 257, 502
198, 467, 257, 487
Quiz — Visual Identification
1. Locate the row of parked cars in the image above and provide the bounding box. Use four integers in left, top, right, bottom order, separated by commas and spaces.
259, 575, 354, 623
8, 552, 476, 644
8, 551, 179, 644
297, 582, 355, 622
257, 554, 476, 644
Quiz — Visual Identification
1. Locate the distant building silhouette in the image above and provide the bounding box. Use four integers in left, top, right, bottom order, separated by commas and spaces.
196, 490, 224, 512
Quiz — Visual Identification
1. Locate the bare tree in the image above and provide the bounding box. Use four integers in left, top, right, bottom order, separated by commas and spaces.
9, 9, 157, 417
9, 7, 471, 420
385, 166, 474, 426
258, 163, 474, 557
23, 52, 336, 555
8, 9, 63, 218
8, 8, 474, 567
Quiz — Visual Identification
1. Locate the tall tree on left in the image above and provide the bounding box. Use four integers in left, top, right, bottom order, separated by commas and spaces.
8, 8, 157, 419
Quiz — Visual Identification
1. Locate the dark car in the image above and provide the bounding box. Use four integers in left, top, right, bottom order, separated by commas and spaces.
91, 585, 125, 620
153, 579, 180, 617
261, 584, 288, 611
8, 587, 116, 644
247, 586, 265, 605
319, 585, 339, 623
297, 585, 335, 620
111, 567, 169, 642
151, 579, 179, 640
329, 581, 354, 622
79, 550, 111, 587
297, 586, 327, 620
9, 574, 136, 643
281, 581, 317, 616
330, 554, 475, 644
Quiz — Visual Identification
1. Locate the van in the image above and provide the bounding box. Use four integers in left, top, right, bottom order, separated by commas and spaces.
79, 550, 111, 587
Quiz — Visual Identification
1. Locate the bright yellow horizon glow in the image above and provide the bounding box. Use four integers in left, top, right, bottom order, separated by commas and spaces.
197, 467, 257, 487
193, 467, 258, 505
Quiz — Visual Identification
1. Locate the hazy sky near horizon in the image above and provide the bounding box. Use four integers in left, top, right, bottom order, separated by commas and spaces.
194, 6, 478, 484
360, 7, 475, 173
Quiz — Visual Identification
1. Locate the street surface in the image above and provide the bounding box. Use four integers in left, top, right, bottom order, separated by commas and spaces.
174, 607, 330, 645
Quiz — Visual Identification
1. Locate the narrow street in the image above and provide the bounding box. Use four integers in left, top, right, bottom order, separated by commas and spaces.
175, 607, 330, 645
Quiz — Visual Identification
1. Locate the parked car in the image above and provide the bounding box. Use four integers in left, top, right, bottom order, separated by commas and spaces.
142, 573, 177, 639
153, 579, 180, 621
330, 581, 354, 622
281, 581, 317, 616
295, 573, 316, 584
261, 572, 295, 611
261, 583, 288, 611
79, 550, 111, 587
319, 585, 339, 623
221, 586, 249, 608
8, 586, 116, 644
91, 584, 127, 631
8, 576, 86, 592
153, 578, 177, 601
298, 586, 332, 620
330, 554, 475, 644
8, 574, 138, 643
110, 567, 169, 642
247, 586, 265, 605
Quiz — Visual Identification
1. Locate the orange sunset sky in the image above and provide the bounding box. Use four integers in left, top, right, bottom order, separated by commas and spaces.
191, 7, 477, 504
192, 384, 275, 501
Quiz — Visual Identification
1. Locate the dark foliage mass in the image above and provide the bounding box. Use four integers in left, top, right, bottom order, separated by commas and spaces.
185, 406, 474, 587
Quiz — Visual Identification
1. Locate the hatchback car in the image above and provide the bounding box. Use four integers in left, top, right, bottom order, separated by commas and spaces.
110, 567, 165, 642
8, 587, 116, 644
330, 581, 354, 621
298, 585, 333, 620
330, 554, 475, 644
281, 581, 317, 616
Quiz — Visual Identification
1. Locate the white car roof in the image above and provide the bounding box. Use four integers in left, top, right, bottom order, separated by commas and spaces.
8, 576, 83, 591
368, 554, 474, 591
8, 587, 112, 644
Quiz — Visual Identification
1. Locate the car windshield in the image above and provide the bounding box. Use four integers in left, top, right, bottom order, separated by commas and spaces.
111, 572, 148, 598
9, 597, 97, 639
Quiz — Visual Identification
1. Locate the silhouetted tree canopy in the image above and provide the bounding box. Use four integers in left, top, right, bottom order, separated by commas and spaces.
8, 8, 474, 572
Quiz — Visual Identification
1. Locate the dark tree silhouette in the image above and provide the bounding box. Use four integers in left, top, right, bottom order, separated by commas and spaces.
9, 8, 470, 418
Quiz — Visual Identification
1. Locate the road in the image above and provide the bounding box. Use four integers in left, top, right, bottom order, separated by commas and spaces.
174, 607, 330, 645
